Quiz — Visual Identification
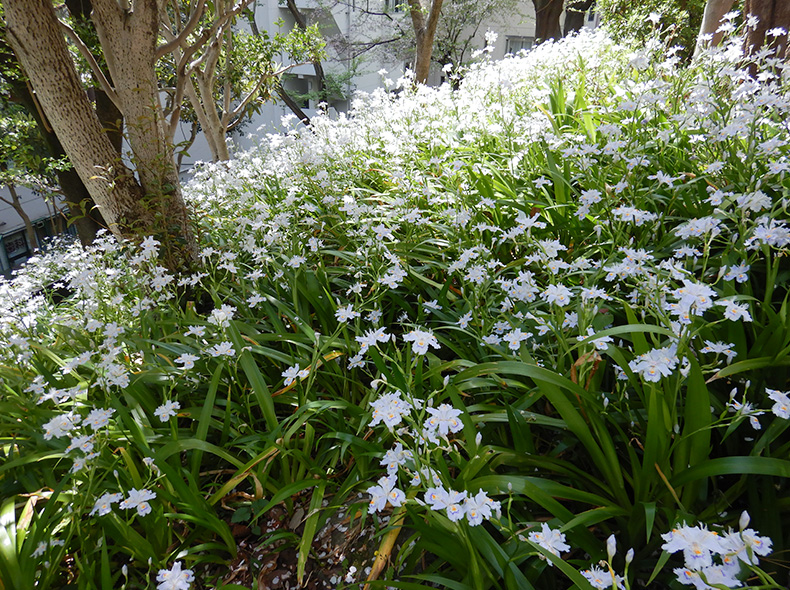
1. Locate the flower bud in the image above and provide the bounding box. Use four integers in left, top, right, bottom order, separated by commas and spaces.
739, 510, 750, 530
606, 534, 617, 561
625, 548, 634, 565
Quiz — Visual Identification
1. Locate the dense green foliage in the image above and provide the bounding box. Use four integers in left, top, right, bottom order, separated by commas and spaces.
596, 0, 707, 58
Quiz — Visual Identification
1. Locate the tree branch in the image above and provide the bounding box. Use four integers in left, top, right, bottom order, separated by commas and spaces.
275, 83, 311, 127
159, 0, 257, 63
228, 62, 309, 123
58, 20, 122, 112
156, 0, 207, 59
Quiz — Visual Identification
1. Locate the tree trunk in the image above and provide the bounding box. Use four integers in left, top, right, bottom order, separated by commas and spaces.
694, 0, 735, 57
277, 84, 312, 126
533, 0, 564, 42
0, 40, 106, 245
3, 183, 38, 252
564, 0, 594, 36
744, 0, 790, 59
408, 0, 444, 85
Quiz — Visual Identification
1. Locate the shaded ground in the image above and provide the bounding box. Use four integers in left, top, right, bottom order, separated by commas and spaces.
207, 493, 394, 589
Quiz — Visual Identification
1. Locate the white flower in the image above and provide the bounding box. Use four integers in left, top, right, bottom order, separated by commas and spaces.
463, 489, 498, 526
286, 255, 306, 268
528, 523, 570, 561
629, 346, 679, 382
175, 353, 199, 369
43, 412, 81, 440
208, 305, 235, 328
719, 301, 752, 322
83, 407, 114, 430
282, 364, 301, 386
502, 328, 531, 351
723, 263, 749, 283
457, 311, 473, 328
207, 341, 236, 357
90, 492, 123, 516
542, 284, 572, 306
120, 488, 157, 516
423, 403, 463, 438
766, 388, 790, 419
402, 329, 440, 355
32, 541, 47, 558
366, 475, 405, 513
424, 487, 466, 521
155, 400, 181, 422
356, 327, 391, 352
578, 327, 613, 351
184, 325, 206, 338
335, 304, 360, 323
65, 435, 94, 454
700, 341, 737, 363
156, 561, 195, 590
661, 523, 720, 569
672, 280, 716, 316
369, 391, 414, 429
380, 442, 413, 474
582, 565, 625, 589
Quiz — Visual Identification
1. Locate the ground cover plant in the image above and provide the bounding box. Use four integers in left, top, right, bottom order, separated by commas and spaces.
1, 16, 790, 590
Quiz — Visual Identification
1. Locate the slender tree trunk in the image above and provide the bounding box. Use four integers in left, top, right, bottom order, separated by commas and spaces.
0, 40, 106, 245
2, 183, 38, 251
5, 0, 147, 236
277, 84, 312, 126
408, 0, 444, 84
533, 0, 564, 42
285, 0, 328, 102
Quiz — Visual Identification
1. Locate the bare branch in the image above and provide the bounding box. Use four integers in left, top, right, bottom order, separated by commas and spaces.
164, 0, 257, 64
156, 0, 207, 59
58, 20, 122, 112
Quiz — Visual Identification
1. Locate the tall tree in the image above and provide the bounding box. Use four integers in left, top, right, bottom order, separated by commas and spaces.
4, 0, 198, 271
0, 19, 106, 245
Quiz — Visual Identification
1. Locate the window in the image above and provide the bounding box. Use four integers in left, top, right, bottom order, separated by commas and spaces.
505, 36, 534, 55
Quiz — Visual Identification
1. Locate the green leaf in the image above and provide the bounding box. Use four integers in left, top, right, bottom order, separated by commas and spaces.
297, 479, 325, 584
672, 457, 790, 486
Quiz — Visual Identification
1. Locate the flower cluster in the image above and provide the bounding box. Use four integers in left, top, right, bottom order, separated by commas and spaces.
662, 515, 772, 589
